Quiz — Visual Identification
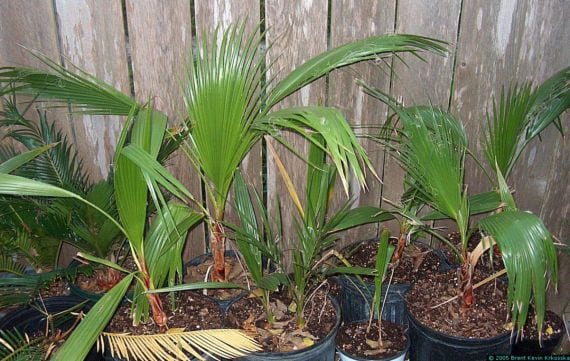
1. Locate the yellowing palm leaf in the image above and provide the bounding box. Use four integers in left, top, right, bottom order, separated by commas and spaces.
99, 329, 261, 361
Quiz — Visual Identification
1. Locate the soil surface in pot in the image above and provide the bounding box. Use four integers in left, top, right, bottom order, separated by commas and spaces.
39, 277, 70, 298
406, 268, 509, 338
516, 309, 565, 343
337, 320, 407, 359
343, 240, 444, 284
225, 289, 337, 353
184, 255, 248, 300
106, 291, 222, 334
442, 231, 505, 274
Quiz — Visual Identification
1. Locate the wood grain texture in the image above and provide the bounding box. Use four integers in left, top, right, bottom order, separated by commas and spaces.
328, 0, 396, 246
0, 0, 78, 266
125, 0, 206, 259
384, 0, 462, 234
451, 0, 569, 237
265, 0, 328, 266
0, 0, 67, 152
55, 0, 130, 182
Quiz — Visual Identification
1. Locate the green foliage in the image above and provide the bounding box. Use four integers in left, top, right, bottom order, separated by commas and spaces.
483, 67, 569, 179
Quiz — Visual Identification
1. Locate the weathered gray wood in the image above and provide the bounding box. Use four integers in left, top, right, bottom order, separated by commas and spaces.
54, 0, 130, 182
265, 0, 328, 266
0, 0, 81, 266
328, 0, 397, 247
125, 0, 206, 259
451, 0, 569, 237
194, 0, 262, 253
0, 0, 66, 151
383, 0, 462, 235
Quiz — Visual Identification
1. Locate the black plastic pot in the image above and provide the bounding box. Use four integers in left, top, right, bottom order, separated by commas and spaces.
407, 309, 511, 361
511, 310, 565, 355
228, 296, 341, 361
336, 319, 410, 361
185, 250, 249, 312
0, 296, 102, 360
334, 274, 409, 325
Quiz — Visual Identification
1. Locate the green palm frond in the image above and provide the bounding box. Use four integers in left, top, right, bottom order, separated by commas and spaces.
0, 51, 138, 115
483, 67, 569, 179
478, 211, 557, 336
99, 329, 261, 361
184, 22, 264, 215
0, 328, 45, 361
52, 273, 135, 361
0, 255, 25, 276
262, 106, 375, 194
395, 106, 470, 245
267, 34, 448, 109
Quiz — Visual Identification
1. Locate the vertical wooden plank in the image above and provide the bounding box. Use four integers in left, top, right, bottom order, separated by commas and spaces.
55, 0, 130, 182
451, 0, 569, 234
265, 0, 328, 264
0, 1, 66, 151
0, 0, 80, 266
328, 0, 396, 246
125, 0, 205, 260
450, 0, 569, 315
194, 0, 262, 251
385, 0, 462, 235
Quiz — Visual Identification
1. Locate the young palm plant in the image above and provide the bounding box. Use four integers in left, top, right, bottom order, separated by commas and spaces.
0, 105, 260, 361
368, 65, 566, 338
230, 138, 394, 330
0, 21, 447, 282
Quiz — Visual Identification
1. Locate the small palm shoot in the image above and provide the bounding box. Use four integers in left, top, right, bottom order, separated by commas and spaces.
366, 229, 395, 353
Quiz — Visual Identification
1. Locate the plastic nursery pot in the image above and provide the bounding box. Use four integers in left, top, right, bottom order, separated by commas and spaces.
406, 308, 511, 361
227, 295, 342, 361
0, 296, 102, 361
511, 310, 565, 355
185, 250, 249, 312
333, 274, 409, 325
336, 319, 410, 361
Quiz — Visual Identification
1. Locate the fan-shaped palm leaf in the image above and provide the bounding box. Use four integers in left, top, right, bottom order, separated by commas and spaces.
483, 66, 569, 179
479, 211, 557, 337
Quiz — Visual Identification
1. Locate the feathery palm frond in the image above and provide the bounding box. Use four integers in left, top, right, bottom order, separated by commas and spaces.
99, 329, 261, 361
0, 51, 138, 115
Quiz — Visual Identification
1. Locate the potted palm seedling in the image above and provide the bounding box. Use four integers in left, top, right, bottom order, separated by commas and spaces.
0, 105, 260, 361
336, 229, 410, 361
360, 66, 567, 360
0, 21, 447, 286
220, 138, 393, 361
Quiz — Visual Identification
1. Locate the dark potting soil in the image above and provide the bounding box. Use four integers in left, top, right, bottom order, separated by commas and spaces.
184, 256, 247, 300
39, 278, 70, 298
443, 231, 505, 275
517, 310, 565, 343
225, 290, 337, 353
106, 291, 222, 335
406, 268, 510, 339
344, 240, 444, 284
337, 320, 407, 359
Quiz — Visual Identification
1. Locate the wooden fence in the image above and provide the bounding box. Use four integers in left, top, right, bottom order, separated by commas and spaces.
1, 1, 568, 264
